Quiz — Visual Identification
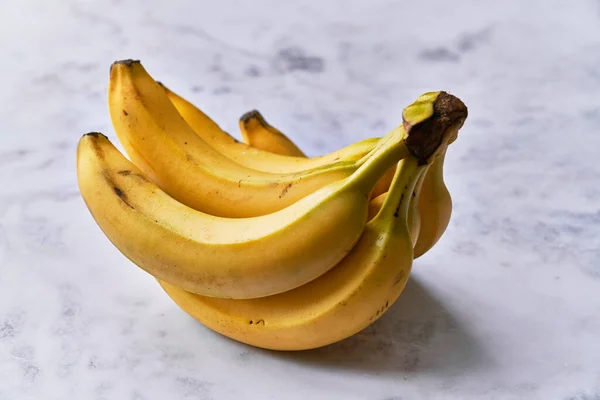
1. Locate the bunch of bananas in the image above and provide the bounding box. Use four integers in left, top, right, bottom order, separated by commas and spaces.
77, 60, 468, 351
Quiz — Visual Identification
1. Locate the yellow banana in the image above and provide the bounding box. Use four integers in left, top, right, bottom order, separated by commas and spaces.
413, 150, 452, 258
158, 157, 427, 350
238, 110, 307, 157
160, 83, 379, 173
76, 123, 409, 299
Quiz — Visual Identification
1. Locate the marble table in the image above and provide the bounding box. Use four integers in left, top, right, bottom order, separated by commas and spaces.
1, 0, 599, 398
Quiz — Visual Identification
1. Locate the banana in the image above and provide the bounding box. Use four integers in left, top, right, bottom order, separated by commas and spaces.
157, 91, 467, 350
238, 110, 307, 157
108, 60, 381, 218
160, 83, 379, 173
158, 157, 427, 350
76, 123, 410, 299
413, 150, 452, 258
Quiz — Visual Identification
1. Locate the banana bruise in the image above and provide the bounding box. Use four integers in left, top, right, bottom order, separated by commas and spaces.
158, 157, 426, 351
160, 84, 378, 173
76, 127, 410, 299
109, 60, 364, 218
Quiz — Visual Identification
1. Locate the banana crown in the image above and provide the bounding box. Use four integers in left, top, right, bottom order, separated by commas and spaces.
402, 91, 468, 164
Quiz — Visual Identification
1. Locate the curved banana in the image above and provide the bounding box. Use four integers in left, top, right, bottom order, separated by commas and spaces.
76, 126, 409, 299
108, 60, 378, 218
157, 91, 466, 350
413, 150, 452, 258
160, 83, 379, 173
238, 110, 306, 157
158, 156, 427, 350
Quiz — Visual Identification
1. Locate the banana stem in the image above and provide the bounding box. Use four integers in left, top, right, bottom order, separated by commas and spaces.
372, 157, 424, 228
344, 127, 409, 194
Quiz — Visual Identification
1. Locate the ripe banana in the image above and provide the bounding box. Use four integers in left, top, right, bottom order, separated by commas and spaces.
160, 83, 379, 173
76, 123, 410, 299
238, 110, 307, 157
158, 156, 428, 350
109, 60, 361, 217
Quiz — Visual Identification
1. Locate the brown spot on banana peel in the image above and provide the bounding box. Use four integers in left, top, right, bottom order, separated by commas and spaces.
279, 182, 293, 198
84, 132, 108, 160
393, 194, 404, 218
118, 169, 149, 182
403, 92, 468, 165
90, 148, 135, 208
84, 132, 108, 139
122, 109, 128, 116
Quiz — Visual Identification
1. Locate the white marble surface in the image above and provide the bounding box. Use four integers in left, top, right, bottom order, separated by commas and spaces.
1, 0, 600, 399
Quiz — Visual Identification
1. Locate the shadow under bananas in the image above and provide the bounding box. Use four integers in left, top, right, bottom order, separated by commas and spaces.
264, 273, 488, 375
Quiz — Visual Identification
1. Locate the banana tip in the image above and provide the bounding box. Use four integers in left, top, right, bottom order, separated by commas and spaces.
110, 59, 141, 73
83, 132, 108, 140
239, 109, 263, 123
